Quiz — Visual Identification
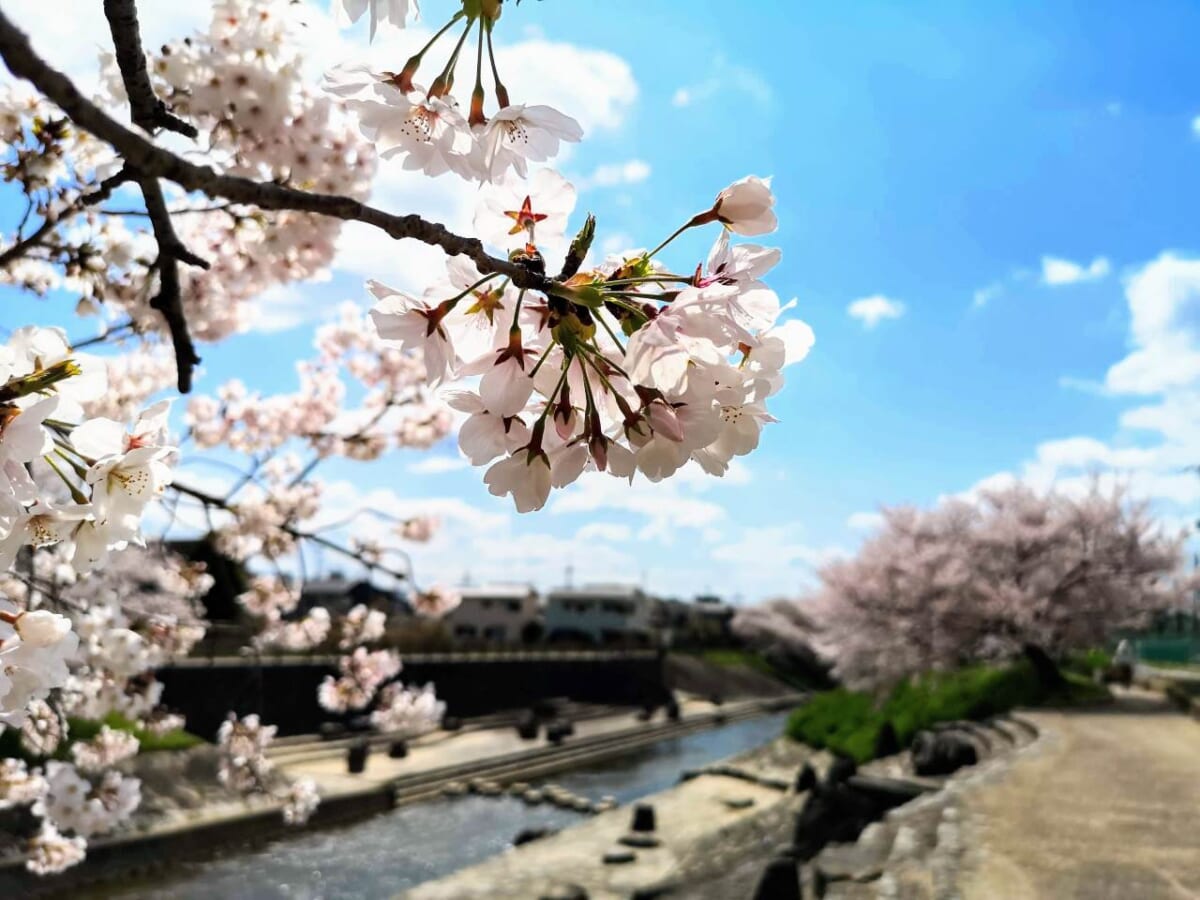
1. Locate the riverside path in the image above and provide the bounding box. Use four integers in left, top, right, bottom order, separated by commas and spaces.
957, 687, 1200, 899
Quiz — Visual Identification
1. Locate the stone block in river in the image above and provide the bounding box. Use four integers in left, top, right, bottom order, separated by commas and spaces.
631, 802, 657, 832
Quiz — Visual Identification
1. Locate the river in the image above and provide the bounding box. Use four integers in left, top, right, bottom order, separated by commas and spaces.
95, 712, 788, 900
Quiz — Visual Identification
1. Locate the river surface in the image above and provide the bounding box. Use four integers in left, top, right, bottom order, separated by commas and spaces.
99, 713, 787, 900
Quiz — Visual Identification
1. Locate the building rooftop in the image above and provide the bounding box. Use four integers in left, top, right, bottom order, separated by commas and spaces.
546, 584, 646, 600
456, 584, 537, 600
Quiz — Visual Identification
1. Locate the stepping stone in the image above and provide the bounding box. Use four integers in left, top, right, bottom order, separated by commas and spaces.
539, 885, 588, 900
603, 849, 637, 865
619, 833, 662, 848
721, 796, 755, 810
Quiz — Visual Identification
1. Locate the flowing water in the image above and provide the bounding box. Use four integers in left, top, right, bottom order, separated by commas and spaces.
99, 712, 788, 900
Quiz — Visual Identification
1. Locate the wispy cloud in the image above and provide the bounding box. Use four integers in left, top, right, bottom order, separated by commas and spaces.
574, 159, 651, 192
671, 55, 772, 110
407, 456, 470, 475
1040, 255, 1111, 286
847, 294, 905, 328
972, 282, 1004, 308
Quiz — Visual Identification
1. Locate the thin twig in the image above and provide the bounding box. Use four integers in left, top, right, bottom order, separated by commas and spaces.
170, 479, 411, 584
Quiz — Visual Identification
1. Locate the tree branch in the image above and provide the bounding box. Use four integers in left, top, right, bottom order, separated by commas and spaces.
101, 0, 197, 138
0, 9, 553, 294
170, 480, 411, 584
0, 168, 134, 265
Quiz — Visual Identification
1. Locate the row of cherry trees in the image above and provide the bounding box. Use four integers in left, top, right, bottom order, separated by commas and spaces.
0, 0, 807, 875
735, 483, 1191, 691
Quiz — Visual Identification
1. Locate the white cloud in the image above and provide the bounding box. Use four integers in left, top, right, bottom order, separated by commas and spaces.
1040, 255, 1111, 286
550, 460, 750, 543
1192, 115, 1200, 137
1105, 253, 1200, 395
575, 160, 651, 191
4, 0, 208, 85
494, 39, 638, 134
847, 294, 905, 328
846, 511, 884, 532
575, 522, 633, 543
670, 55, 771, 110
710, 524, 845, 596
407, 455, 469, 475
951, 250, 1200, 523
246, 283, 339, 333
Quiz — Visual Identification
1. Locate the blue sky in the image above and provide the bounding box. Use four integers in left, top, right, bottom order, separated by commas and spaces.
5, 0, 1200, 600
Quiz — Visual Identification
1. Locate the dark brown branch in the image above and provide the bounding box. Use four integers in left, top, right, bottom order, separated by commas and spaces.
0, 215, 54, 266
0, 9, 552, 294
0, 168, 134, 265
101, 0, 196, 138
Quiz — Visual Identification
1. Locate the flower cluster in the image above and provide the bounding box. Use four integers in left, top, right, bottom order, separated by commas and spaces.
0, 0, 376, 345
34, 761, 141, 838
369, 681, 445, 735
0, 758, 47, 809
317, 647, 403, 713
254, 607, 333, 653
25, 823, 87, 877
0, 607, 77, 727
216, 713, 276, 794
216, 712, 322, 826
281, 777, 321, 826
70, 726, 140, 774
328, 2, 582, 183
338, 603, 387, 649
370, 175, 810, 512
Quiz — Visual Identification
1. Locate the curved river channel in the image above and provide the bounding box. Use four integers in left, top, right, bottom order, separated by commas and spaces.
91, 712, 788, 900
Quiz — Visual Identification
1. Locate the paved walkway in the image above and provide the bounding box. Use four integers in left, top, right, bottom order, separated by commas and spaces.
958, 689, 1200, 900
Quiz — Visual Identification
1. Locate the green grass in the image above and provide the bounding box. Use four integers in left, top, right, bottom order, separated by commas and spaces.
697, 648, 821, 690
0, 711, 202, 765
786, 660, 1109, 764
1063, 647, 1113, 676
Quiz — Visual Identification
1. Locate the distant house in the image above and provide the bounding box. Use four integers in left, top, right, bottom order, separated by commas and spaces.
654, 594, 735, 646
299, 572, 410, 617
544, 584, 659, 645
445, 585, 541, 643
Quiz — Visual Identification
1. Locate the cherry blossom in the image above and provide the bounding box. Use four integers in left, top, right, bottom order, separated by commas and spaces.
411, 585, 463, 617
0, 758, 48, 810
70, 726, 140, 774
25, 822, 86, 876
473, 168, 577, 250
216, 714, 276, 794
334, 0, 418, 39
710, 175, 778, 235
477, 105, 584, 180
370, 682, 445, 735
282, 777, 321, 826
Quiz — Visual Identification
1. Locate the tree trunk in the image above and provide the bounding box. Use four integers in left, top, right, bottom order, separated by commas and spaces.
1023, 643, 1066, 690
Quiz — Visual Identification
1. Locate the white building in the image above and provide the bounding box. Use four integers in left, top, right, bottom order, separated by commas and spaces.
544, 584, 659, 645
444, 584, 540, 643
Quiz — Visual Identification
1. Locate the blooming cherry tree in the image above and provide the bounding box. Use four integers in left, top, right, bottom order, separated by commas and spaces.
0, 0, 810, 876
801, 483, 1190, 690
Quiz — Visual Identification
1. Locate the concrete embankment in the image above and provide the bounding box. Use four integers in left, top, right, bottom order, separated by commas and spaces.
403, 709, 1044, 899
403, 731, 827, 900
0, 694, 800, 897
